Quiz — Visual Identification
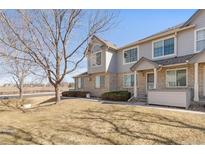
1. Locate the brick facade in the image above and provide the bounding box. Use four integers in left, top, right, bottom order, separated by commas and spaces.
116, 72, 134, 94
75, 63, 205, 98
136, 63, 205, 99
75, 72, 117, 97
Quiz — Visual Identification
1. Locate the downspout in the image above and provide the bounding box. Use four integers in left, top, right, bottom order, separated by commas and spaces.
175, 31, 178, 56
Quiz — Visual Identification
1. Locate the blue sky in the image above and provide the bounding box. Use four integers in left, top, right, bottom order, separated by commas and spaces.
68, 9, 196, 83
0, 9, 197, 85
101, 9, 196, 47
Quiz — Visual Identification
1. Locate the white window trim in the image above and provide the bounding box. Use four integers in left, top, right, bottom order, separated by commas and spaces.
90, 43, 103, 68
123, 46, 139, 65
91, 44, 102, 53
77, 77, 82, 89
152, 35, 177, 59
95, 75, 105, 89
145, 72, 154, 93
194, 27, 205, 53
91, 50, 102, 68
165, 67, 188, 88
123, 73, 134, 88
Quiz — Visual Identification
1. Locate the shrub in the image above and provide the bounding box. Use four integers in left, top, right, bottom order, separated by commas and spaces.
101, 91, 131, 101
62, 91, 90, 98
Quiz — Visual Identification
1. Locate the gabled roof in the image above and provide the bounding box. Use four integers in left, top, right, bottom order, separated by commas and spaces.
188, 49, 205, 63
130, 53, 198, 71
118, 10, 200, 50
130, 57, 159, 71
73, 72, 88, 78
89, 10, 201, 51
154, 53, 197, 66
92, 35, 118, 50
182, 9, 201, 27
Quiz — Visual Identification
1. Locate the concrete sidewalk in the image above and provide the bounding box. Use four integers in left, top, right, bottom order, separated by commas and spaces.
0, 92, 55, 99
62, 96, 205, 115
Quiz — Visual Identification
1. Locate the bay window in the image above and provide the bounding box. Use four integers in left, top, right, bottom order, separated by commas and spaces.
196, 28, 205, 52
166, 69, 187, 88
153, 37, 175, 58
123, 74, 134, 88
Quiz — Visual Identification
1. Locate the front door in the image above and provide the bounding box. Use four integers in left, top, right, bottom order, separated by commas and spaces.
146, 73, 154, 93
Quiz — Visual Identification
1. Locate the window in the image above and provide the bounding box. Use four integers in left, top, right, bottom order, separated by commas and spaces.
153, 37, 175, 58
91, 51, 102, 67
77, 77, 84, 89
96, 52, 101, 65
92, 45, 101, 53
124, 48, 138, 64
91, 45, 102, 67
95, 75, 105, 88
166, 69, 187, 87
196, 28, 205, 52
123, 74, 134, 88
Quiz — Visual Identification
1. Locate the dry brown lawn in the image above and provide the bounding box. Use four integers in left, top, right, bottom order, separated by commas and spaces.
0, 86, 69, 95
0, 96, 205, 145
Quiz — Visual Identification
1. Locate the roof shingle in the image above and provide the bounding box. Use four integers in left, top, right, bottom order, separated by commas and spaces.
153, 54, 197, 66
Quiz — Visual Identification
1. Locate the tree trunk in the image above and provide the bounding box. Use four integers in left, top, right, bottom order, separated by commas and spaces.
19, 87, 23, 100
55, 84, 61, 103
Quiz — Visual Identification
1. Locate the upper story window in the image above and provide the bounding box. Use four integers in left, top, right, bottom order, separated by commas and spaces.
91, 45, 102, 67
196, 28, 205, 52
123, 47, 138, 64
92, 45, 101, 53
153, 37, 175, 58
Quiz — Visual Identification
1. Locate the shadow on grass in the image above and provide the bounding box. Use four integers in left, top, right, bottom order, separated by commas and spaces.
1, 107, 205, 144
39, 97, 70, 105
59, 109, 205, 144
0, 126, 55, 145
39, 97, 56, 105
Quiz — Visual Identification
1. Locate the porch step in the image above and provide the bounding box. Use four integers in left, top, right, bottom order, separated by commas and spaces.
198, 98, 205, 104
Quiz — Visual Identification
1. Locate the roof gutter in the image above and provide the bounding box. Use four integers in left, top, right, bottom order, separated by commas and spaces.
119, 24, 195, 50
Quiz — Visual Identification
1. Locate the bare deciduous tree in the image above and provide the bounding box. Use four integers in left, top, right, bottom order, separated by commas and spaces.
1, 51, 33, 99
0, 9, 118, 103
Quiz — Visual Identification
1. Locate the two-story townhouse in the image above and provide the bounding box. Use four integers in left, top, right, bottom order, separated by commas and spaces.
73, 9, 205, 104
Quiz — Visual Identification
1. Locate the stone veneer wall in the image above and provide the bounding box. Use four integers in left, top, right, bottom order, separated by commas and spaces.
76, 63, 205, 98
76, 72, 117, 97
136, 64, 205, 98
116, 72, 134, 95
199, 63, 205, 97
157, 64, 194, 90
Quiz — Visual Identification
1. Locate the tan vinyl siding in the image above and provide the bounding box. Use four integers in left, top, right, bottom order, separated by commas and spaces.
177, 28, 195, 56
138, 41, 152, 59
190, 10, 205, 29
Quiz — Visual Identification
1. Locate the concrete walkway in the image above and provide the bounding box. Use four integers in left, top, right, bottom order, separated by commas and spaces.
0, 92, 55, 99
62, 96, 205, 115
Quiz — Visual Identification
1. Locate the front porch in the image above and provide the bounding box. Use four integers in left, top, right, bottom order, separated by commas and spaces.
130, 53, 205, 108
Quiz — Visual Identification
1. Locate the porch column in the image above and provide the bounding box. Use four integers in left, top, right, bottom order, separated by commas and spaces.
154, 68, 157, 89
134, 70, 137, 97
194, 63, 199, 102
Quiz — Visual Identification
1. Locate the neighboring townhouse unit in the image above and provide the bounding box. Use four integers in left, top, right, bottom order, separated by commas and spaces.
73, 10, 205, 104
